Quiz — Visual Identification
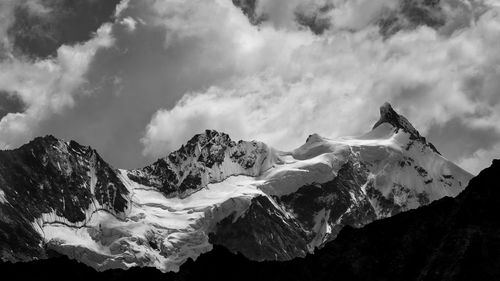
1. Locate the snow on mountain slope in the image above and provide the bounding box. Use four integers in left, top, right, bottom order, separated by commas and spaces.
0, 103, 472, 272
210, 103, 471, 260
127, 130, 278, 197
33, 172, 266, 272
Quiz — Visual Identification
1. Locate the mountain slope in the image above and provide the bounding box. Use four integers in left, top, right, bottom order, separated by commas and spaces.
0, 103, 471, 272
210, 102, 470, 260
0, 136, 129, 262
162, 158, 500, 281
0, 159, 496, 281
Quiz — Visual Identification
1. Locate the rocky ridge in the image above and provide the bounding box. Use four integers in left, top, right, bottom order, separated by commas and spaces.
0, 103, 472, 272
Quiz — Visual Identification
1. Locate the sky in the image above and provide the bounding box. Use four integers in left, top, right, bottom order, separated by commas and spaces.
0, 0, 499, 175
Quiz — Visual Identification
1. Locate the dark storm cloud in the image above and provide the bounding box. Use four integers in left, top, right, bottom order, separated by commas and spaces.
232, 0, 335, 34
0, 0, 117, 150
294, 3, 333, 35
7, 0, 121, 59
233, 0, 483, 36
0, 91, 25, 119
378, 0, 446, 37
232, 0, 265, 25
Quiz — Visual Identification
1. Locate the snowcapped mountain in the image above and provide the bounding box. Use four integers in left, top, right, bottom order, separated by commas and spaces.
0, 103, 471, 272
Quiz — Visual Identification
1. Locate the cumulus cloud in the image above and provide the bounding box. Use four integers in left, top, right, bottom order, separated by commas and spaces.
121, 17, 138, 32
1, 0, 497, 174
141, 0, 500, 174
0, 0, 131, 149
115, 0, 131, 17
237, 0, 400, 32
326, 0, 399, 30
0, 23, 115, 149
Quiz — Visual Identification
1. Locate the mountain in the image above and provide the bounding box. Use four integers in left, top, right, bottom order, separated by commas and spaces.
210, 102, 470, 261
159, 158, 500, 281
0, 159, 496, 281
0, 136, 129, 262
0, 103, 471, 272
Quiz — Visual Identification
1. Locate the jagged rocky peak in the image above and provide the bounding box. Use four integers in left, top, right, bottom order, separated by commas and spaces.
16, 135, 91, 176
128, 129, 272, 197
0, 134, 132, 262
372, 102, 440, 154
0, 103, 474, 273
174, 129, 236, 167
25, 134, 72, 151
21, 135, 98, 161
373, 102, 420, 137
305, 133, 323, 144
185, 129, 233, 150
30, 134, 60, 144
0, 135, 129, 220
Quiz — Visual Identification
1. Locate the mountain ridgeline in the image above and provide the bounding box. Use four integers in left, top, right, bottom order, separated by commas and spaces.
0, 159, 497, 280
165, 158, 500, 281
0, 136, 128, 262
0, 103, 472, 273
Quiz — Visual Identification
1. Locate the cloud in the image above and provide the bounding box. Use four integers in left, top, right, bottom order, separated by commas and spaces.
0, 91, 25, 119
141, 0, 500, 174
121, 17, 138, 32
458, 143, 500, 175
115, 0, 131, 17
1, 0, 497, 174
326, 0, 399, 30
0, 10, 118, 149
6, 0, 122, 59
0, 0, 17, 55
234, 0, 400, 32
0, 0, 138, 150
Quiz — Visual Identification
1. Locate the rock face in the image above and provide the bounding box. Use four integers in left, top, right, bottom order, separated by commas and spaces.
127, 130, 273, 197
0, 160, 496, 281
0, 136, 129, 262
210, 103, 470, 260
374, 102, 441, 154
0, 103, 471, 272
210, 161, 379, 261
162, 159, 500, 281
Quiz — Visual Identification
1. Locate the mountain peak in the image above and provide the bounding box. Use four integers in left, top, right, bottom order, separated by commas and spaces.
31, 134, 60, 144
22, 135, 93, 155
20, 135, 64, 152
180, 129, 234, 156
372, 102, 440, 154
0, 112, 471, 272
305, 133, 322, 144
372, 102, 421, 138
189, 129, 231, 143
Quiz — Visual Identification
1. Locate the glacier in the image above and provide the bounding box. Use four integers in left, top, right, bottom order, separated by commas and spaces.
0, 103, 472, 272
